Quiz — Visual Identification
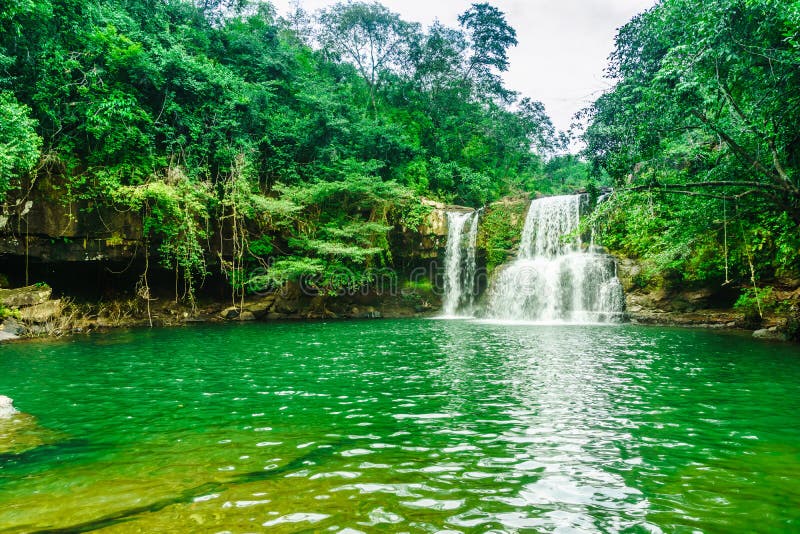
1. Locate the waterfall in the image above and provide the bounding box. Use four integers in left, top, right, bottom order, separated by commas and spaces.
464, 209, 479, 311
486, 194, 624, 323
441, 210, 479, 317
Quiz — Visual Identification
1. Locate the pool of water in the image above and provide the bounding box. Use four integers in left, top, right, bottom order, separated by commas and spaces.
0, 320, 798, 532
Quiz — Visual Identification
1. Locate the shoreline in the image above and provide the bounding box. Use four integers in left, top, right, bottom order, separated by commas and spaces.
1, 300, 794, 345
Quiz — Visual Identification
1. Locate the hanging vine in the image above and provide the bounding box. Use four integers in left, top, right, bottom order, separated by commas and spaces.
115, 165, 212, 311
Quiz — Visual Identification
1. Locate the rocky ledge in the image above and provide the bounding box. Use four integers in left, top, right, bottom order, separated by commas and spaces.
617, 257, 800, 341
0, 284, 66, 341
0, 280, 442, 342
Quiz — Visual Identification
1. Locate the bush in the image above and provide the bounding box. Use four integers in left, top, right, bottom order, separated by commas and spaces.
734, 286, 774, 327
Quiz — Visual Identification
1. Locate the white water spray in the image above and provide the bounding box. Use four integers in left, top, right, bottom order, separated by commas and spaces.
442, 210, 480, 316
486, 195, 624, 323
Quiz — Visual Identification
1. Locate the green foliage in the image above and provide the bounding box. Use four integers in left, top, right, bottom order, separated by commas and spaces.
0, 92, 41, 197
583, 0, 800, 287
0, 304, 21, 321
478, 199, 527, 273
115, 171, 212, 303
402, 278, 433, 292
734, 286, 777, 326
458, 2, 518, 100
0, 0, 563, 300
397, 199, 432, 231
534, 155, 604, 195
266, 167, 409, 292
248, 236, 274, 257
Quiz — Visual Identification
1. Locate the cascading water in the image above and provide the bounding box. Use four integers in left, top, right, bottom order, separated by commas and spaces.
441, 210, 479, 317
463, 209, 479, 311
486, 194, 624, 323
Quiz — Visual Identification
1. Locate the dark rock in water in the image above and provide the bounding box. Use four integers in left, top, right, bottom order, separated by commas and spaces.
266, 312, 287, 320
753, 327, 788, 341
219, 307, 239, 320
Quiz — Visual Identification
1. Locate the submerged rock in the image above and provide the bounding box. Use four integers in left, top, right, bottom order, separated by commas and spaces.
0, 406, 62, 455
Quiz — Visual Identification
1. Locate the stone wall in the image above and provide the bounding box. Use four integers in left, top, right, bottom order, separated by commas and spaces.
0, 176, 142, 263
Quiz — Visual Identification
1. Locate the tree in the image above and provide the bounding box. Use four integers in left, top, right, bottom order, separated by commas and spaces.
584, 0, 800, 219
316, 1, 419, 114
582, 0, 800, 284
0, 93, 41, 197
458, 2, 518, 101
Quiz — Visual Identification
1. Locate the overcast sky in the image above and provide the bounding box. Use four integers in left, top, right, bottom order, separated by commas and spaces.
268, 0, 657, 134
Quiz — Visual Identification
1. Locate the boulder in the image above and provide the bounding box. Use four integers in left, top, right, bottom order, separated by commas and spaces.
752, 326, 788, 341
0, 285, 52, 307
19, 299, 62, 323
243, 295, 276, 318
357, 306, 382, 319
219, 306, 239, 320
0, 331, 19, 342
2, 319, 24, 336
274, 298, 300, 314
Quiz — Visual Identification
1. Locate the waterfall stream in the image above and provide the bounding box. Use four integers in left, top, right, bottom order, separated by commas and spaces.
485, 194, 624, 323
441, 210, 479, 317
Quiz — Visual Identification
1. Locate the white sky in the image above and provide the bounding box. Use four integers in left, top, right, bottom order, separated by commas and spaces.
269, 0, 657, 134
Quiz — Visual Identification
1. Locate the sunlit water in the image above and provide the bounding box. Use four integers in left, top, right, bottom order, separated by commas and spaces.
1, 320, 799, 533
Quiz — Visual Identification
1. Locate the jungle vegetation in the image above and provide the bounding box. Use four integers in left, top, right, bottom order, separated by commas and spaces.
582, 0, 800, 305
1, 0, 797, 311
0, 0, 574, 300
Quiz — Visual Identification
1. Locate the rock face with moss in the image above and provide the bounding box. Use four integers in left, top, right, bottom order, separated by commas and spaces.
0, 184, 466, 332
0, 176, 142, 263
476, 196, 529, 275
616, 255, 800, 338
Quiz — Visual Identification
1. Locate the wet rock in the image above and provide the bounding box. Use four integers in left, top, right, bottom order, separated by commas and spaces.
753, 327, 788, 341
244, 295, 276, 318
0, 331, 19, 342
0, 411, 64, 455
0, 285, 52, 307
274, 299, 300, 314
356, 306, 382, 319
2, 319, 24, 336
266, 312, 287, 320
219, 307, 239, 320
19, 299, 62, 323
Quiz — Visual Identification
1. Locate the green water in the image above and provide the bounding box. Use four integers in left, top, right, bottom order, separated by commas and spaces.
0, 320, 798, 533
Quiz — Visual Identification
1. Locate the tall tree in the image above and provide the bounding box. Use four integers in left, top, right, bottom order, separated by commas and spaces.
458, 2, 518, 101
316, 1, 419, 114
